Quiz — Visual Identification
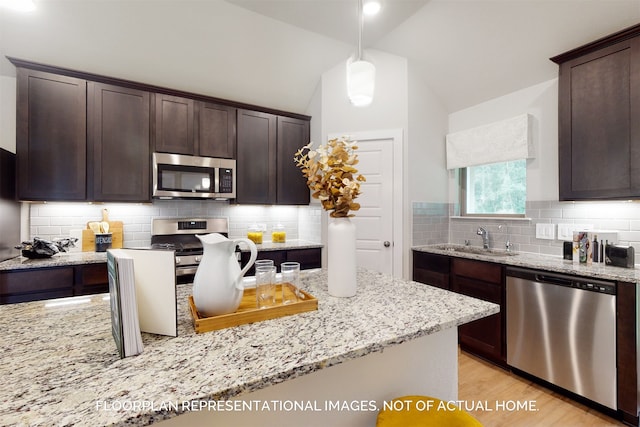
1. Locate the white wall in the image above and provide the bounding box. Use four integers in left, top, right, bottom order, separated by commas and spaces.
447, 78, 559, 202
0, 76, 16, 153
407, 62, 448, 204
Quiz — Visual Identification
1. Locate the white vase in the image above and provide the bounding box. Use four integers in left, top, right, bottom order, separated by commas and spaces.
327, 216, 357, 297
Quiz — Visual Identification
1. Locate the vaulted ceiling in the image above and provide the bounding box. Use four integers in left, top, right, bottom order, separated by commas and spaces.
1, 0, 639, 114
227, 0, 640, 112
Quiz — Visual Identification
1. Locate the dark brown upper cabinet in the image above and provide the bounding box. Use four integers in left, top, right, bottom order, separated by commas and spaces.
551, 24, 640, 201
153, 94, 195, 155
196, 101, 236, 159
277, 116, 310, 205
153, 96, 236, 159
16, 68, 87, 201
88, 82, 151, 202
236, 110, 277, 204
236, 110, 310, 205
10, 57, 311, 204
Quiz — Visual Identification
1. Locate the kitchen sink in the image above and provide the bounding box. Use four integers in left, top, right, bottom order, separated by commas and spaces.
431, 244, 518, 257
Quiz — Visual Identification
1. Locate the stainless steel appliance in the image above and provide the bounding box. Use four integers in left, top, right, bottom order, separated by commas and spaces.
506, 267, 616, 410
0, 148, 20, 262
152, 152, 236, 199
151, 217, 229, 283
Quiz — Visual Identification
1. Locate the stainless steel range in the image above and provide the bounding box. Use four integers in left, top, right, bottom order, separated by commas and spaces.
151, 217, 229, 283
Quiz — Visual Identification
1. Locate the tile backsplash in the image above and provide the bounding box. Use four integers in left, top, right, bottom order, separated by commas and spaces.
29, 200, 322, 248
413, 200, 640, 264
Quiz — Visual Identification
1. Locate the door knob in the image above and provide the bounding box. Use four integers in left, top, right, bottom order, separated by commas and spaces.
384, 241, 391, 247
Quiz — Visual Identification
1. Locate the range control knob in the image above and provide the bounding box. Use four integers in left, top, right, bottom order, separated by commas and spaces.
175, 257, 181, 265
195, 256, 202, 263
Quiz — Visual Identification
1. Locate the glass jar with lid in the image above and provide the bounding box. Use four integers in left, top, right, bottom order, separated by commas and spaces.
272, 224, 286, 243
247, 224, 263, 244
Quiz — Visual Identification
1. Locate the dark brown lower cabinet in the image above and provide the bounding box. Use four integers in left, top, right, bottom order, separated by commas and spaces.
451, 258, 505, 365
412, 251, 450, 290
1, 267, 74, 304
241, 247, 321, 276
1, 263, 108, 304
74, 263, 109, 296
617, 281, 638, 425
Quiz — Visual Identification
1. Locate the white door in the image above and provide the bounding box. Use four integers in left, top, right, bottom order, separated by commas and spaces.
330, 131, 396, 275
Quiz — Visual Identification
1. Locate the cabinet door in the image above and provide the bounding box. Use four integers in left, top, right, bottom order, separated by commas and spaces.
74, 263, 109, 295
196, 101, 236, 158
451, 258, 504, 364
276, 116, 310, 205
88, 82, 151, 202
240, 250, 287, 276
16, 69, 86, 201
0, 267, 74, 304
558, 37, 640, 200
286, 248, 321, 270
412, 251, 450, 290
236, 109, 277, 204
153, 94, 195, 155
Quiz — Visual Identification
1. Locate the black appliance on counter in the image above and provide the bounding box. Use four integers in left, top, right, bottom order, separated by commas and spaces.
150, 217, 229, 284
0, 148, 20, 262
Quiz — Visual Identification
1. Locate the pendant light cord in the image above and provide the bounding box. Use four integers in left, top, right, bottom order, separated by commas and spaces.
357, 0, 363, 61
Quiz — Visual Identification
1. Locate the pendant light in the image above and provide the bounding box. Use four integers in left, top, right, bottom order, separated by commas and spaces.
346, 0, 375, 107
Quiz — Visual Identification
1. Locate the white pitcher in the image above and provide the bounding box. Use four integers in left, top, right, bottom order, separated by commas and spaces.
192, 233, 257, 317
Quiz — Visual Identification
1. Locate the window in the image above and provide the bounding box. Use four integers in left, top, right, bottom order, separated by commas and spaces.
461, 159, 526, 216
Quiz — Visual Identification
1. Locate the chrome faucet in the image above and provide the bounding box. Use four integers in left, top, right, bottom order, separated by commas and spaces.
499, 223, 512, 252
477, 227, 489, 249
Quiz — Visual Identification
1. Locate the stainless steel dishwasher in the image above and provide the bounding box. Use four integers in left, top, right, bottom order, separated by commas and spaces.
506, 267, 616, 410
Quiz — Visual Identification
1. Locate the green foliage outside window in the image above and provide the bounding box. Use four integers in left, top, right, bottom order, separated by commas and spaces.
464, 159, 526, 215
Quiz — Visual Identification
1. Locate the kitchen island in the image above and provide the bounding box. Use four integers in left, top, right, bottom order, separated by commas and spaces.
0, 268, 498, 426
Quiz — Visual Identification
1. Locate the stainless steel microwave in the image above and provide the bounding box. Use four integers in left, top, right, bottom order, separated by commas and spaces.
152, 152, 236, 200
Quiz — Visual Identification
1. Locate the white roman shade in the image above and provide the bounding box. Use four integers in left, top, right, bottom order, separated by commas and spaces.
446, 113, 534, 169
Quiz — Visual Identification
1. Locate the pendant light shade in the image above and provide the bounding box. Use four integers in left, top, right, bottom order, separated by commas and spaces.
347, 58, 375, 107
347, 0, 375, 107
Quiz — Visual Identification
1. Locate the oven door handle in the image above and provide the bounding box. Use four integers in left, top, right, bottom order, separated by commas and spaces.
177, 266, 199, 276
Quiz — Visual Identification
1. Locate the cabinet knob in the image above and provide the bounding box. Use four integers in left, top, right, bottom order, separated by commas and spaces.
384, 241, 391, 248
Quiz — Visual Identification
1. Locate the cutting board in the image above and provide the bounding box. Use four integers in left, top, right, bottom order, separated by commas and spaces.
82, 209, 124, 251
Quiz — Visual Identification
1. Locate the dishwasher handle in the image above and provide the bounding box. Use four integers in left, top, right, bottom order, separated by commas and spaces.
535, 274, 573, 287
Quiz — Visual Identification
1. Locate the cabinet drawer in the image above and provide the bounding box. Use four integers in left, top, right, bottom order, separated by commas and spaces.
452, 258, 502, 284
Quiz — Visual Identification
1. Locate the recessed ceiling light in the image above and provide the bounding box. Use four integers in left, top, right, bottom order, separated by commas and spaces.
363, 0, 381, 16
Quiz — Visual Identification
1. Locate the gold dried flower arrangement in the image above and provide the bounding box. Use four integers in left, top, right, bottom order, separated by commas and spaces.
294, 136, 366, 218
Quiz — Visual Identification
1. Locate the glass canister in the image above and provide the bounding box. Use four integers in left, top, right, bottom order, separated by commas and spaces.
247, 224, 263, 244
272, 224, 286, 243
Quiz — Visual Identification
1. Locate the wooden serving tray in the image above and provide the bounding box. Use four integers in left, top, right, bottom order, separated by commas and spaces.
188, 285, 318, 333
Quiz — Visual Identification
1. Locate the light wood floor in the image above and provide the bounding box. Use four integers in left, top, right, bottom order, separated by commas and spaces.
458, 350, 625, 427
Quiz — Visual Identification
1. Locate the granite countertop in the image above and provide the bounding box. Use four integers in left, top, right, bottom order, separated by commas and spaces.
413, 243, 640, 283
0, 268, 497, 427
0, 251, 107, 271
239, 239, 323, 252
0, 240, 322, 272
